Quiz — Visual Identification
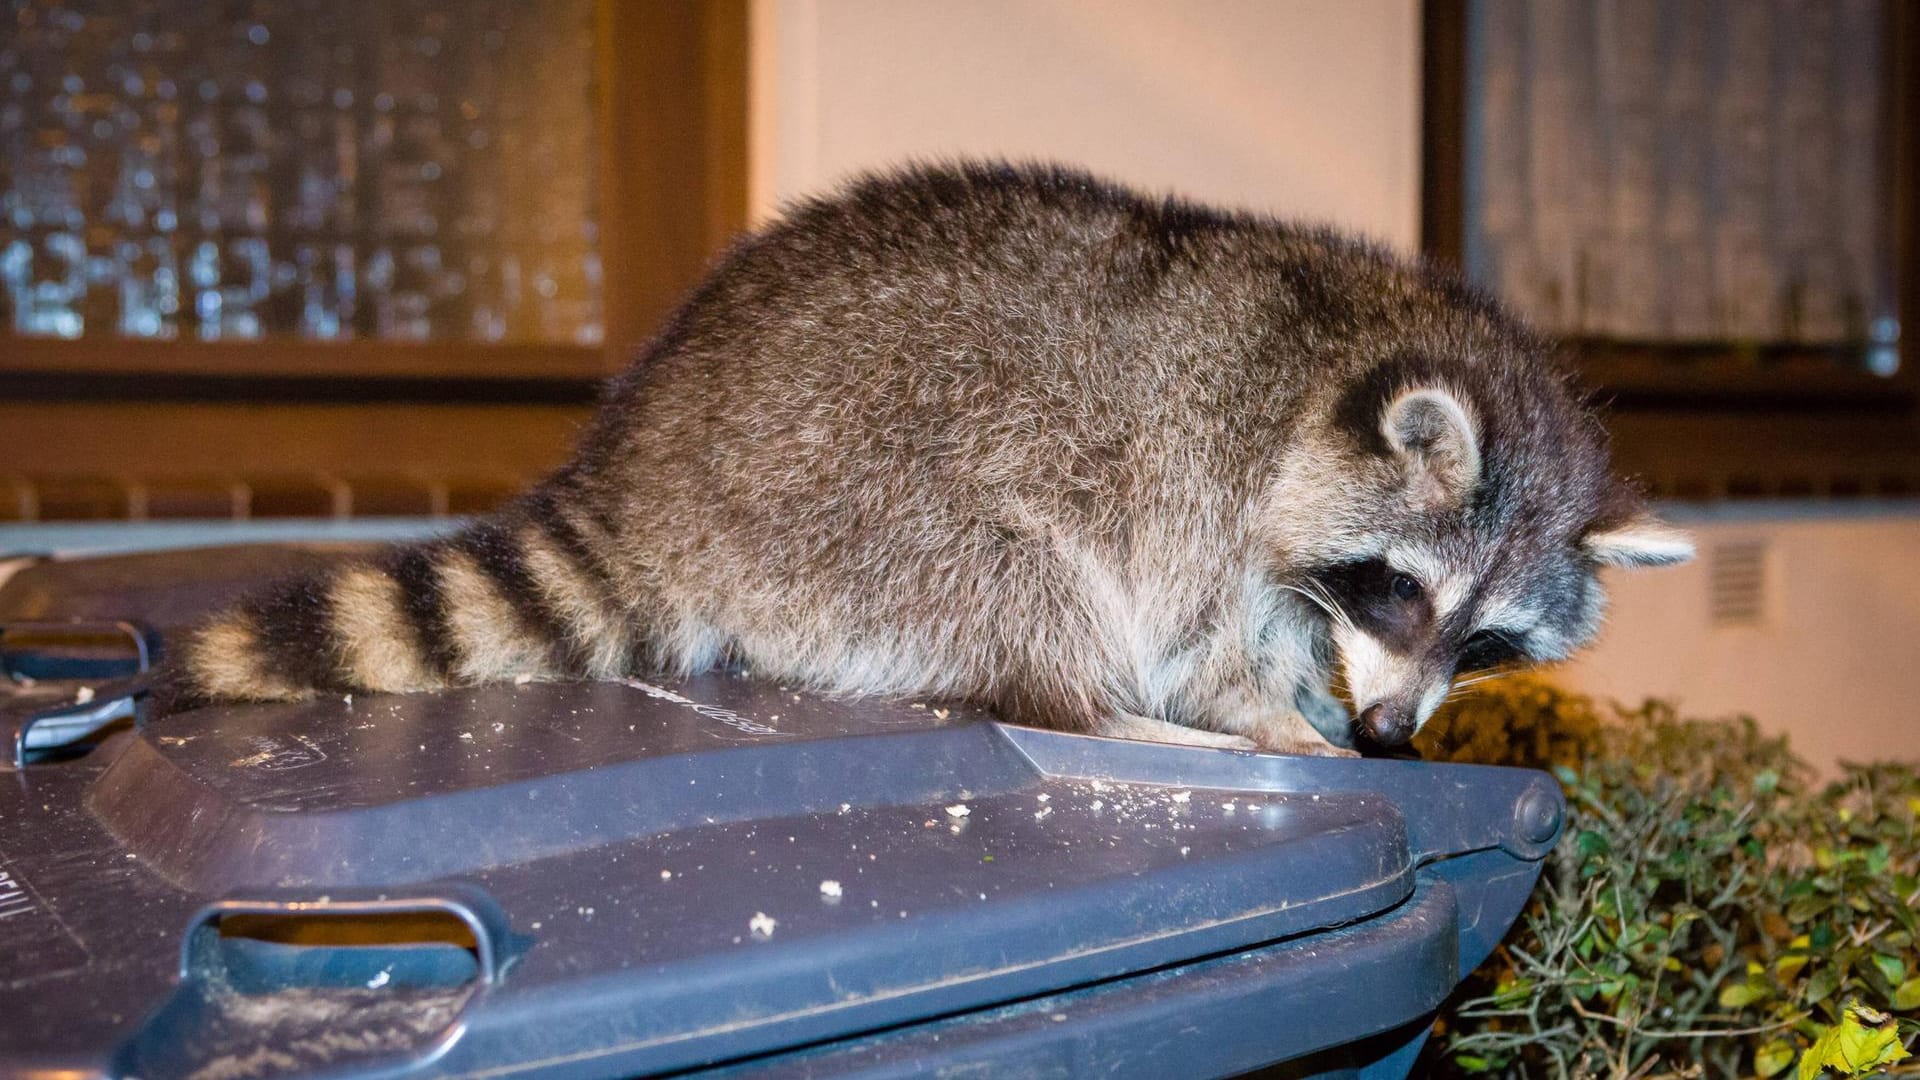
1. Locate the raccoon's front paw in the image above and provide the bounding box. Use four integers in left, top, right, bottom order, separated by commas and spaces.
1103, 713, 1259, 752
1244, 713, 1360, 758
1264, 739, 1361, 759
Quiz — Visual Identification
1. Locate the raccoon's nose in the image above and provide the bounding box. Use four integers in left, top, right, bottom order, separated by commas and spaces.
1359, 702, 1415, 747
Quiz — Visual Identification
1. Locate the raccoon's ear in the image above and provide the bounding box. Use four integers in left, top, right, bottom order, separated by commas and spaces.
1382, 387, 1480, 507
1581, 512, 1695, 568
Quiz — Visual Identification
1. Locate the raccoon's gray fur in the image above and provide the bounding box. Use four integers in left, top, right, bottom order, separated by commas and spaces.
183, 162, 1691, 755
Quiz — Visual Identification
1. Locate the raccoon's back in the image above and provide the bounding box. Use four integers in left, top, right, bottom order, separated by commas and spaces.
592, 163, 1341, 542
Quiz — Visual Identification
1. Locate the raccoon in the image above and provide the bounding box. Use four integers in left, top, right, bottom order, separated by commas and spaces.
181, 162, 1691, 755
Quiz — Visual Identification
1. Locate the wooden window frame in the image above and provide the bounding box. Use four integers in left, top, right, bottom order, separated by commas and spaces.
1423, 0, 1920, 495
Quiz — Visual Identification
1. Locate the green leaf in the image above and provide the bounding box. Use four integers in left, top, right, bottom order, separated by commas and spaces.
1894, 977, 1920, 1012
1873, 954, 1907, 987
1806, 1003, 1916, 1077
1721, 981, 1770, 1009
1806, 965, 1844, 1006
1804, 1027, 1838, 1080
1453, 1053, 1492, 1072
1492, 977, 1533, 1008
1804, 1026, 1838, 1080
1778, 952, 1812, 982
1810, 1001, 1912, 1077
1867, 845, 1891, 875
1789, 896, 1830, 923
1756, 1039, 1796, 1078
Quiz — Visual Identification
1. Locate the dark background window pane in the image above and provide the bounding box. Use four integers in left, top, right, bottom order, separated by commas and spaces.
1462, 0, 1896, 371
0, 0, 603, 346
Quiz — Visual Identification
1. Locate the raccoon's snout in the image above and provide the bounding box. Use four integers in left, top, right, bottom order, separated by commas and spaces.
1358, 701, 1417, 747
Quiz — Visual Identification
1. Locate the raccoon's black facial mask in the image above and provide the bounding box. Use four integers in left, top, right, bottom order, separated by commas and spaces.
1313, 557, 1524, 671
1313, 558, 1433, 654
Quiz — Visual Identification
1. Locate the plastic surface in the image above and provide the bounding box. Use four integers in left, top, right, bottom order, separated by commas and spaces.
0, 547, 1562, 1079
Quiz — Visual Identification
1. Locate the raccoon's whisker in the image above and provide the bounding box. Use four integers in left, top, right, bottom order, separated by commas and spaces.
1304, 580, 1355, 635
1278, 583, 1335, 619
1442, 677, 1512, 704
1447, 666, 1526, 692
1280, 582, 1354, 636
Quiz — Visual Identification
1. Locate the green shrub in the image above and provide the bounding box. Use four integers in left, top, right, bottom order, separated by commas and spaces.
1417, 679, 1920, 1079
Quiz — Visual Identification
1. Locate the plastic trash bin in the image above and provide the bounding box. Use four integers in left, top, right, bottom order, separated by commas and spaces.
0, 541, 1563, 1080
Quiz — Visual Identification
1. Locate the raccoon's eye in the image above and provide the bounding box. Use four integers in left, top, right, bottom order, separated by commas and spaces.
1389, 573, 1422, 602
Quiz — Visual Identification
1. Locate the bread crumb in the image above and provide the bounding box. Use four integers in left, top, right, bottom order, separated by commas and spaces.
819, 879, 842, 899
1171, 790, 1191, 804
513, 673, 533, 685
660, 870, 672, 881
945, 803, 970, 818
749, 912, 777, 939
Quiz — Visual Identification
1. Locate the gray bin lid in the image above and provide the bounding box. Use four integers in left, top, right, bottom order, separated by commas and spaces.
0, 674, 1560, 1079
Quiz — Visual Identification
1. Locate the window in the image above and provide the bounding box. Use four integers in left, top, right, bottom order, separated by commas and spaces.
1426, 0, 1920, 498
1, 0, 748, 519
2, 0, 604, 346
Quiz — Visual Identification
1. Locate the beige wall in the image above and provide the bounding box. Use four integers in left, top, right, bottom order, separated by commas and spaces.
1558, 507, 1920, 772
750, 0, 1422, 250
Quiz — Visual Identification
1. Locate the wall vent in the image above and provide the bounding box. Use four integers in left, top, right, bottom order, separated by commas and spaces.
1708, 539, 1769, 627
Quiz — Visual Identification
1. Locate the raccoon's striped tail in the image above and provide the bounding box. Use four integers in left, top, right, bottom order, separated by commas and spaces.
180, 500, 636, 703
